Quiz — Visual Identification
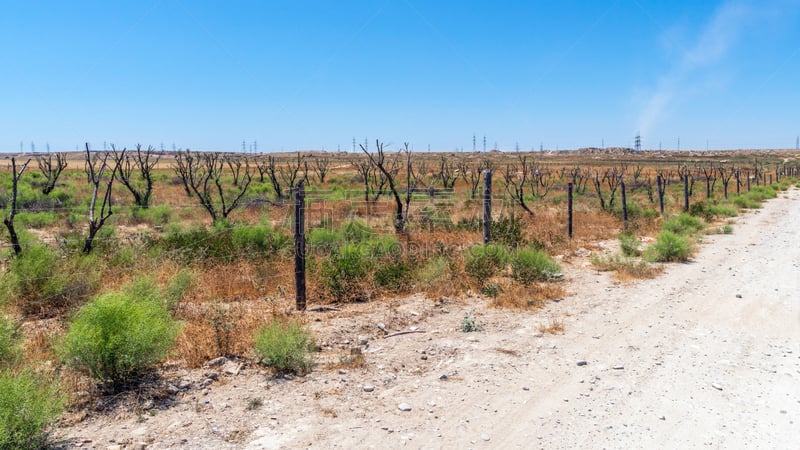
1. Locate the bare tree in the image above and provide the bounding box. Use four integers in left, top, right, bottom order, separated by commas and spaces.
112, 144, 160, 208
592, 166, 625, 211
457, 159, 492, 200
3, 157, 31, 255
174, 151, 253, 224
717, 163, 735, 199
265, 155, 284, 200
312, 156, 331, 184
278, 152, 308, 196
225, 155, 247, 187
435, 155, 458, 191
700, 162, 717, 199
361, 140, 414, 233
83, 146, 119, 253
502, 155, 535, 216
36, 152, 67, 195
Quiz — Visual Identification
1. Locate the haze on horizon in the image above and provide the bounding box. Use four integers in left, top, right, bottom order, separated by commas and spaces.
1, 0, 799, 153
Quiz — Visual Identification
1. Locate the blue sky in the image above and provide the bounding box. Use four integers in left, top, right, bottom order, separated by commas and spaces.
1, 0, 799, 152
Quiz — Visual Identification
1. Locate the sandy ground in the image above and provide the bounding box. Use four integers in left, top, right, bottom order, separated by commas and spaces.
56, 187, 800, 449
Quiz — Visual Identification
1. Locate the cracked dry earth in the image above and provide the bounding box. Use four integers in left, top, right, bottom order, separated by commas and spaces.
57, 187, 800, 449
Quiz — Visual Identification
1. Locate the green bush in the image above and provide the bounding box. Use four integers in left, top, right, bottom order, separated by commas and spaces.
416, 256, 450, 285
619, 231, 641, 257
341, 218, 373, 242
373, 259, 413, 292
689, 201, 737, 220
0, 369, 63, 449
307, 228, 343, 254
490, 214, 524, 248
646, 230, 691, 262
0, 316, 19, 367
663, 213, 704, 236
464, 244, 510, 285
60, 279, 182, 387
254, 319, 315, 374
320, 243, 373, 301
510, 248, 560, 285
231, 224, 291, 255
15, 211, 60, 229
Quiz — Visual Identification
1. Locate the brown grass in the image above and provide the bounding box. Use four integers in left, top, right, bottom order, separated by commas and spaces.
538, 318, 565, 335
492, 282, 566, 310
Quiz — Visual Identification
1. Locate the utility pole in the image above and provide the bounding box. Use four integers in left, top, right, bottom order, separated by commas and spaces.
677, 137, 680, 151
31, 142, 35, 153
540, 142, 543, 152
515, 142, 519, 152
254, 140, 258, 153
602, 138, 604, 149
352, 137, 356, 153
473, 133, 476, 152
796, 135, 798, 150
46, 142, 50, 153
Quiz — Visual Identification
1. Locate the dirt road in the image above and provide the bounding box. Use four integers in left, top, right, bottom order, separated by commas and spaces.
58, 188, 799, 449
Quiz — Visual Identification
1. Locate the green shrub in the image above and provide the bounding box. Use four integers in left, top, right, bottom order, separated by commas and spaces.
464, 244, 509, 285
366, 235, 401, 257
373, 259, 413, 292
165, 268, 196, 310
490, 214, 524, 248
416, 256, 450, 284
231, 224, 291, 255
460, 312, 481, 332
341, 218, 373, 242
0, 316, 19, 367
320, 243, 373, 301
60, 279, 182, 387
646, 230, 691, 262
619, 231, 641, 257
307, 228, 342, 253
0, 369, 63, 449
0, 244, 92, 313
663, 213, 704, 236
689, 201, 737, 220
510, 248, 561, 285
15, 211, 60, 229
254, 319, 315, 374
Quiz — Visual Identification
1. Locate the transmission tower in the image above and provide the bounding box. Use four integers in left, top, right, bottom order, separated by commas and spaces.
634, 133, 641, 152
796, 135, 798, 150
473, 134, 476, 152
352, 137, 356, 152
482, 136, 486, 152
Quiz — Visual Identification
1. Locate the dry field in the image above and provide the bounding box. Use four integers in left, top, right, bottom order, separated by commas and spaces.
0, 147, 798, 448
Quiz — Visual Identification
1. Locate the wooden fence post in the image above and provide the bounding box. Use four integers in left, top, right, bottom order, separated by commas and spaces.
657, 175, 664, 214
483, 170, 492, 244
621, 181, 628, 230
294, 180, 306, 311
735, 170, 740, 194
683, 174, 690, 212
567, 182, 573, 239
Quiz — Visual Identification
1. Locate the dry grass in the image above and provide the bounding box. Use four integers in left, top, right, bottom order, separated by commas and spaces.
492, 282, 566, 309
591, 254, 664, 281
538, 318, 565, 335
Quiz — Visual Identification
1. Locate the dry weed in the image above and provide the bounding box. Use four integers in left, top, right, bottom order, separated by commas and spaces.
538, 318, 565, 335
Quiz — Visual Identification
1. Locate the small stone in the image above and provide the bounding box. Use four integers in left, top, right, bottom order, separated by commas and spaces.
612, 365, 624, 370
132, 443, 147, 450
659, 415, 666, 420
338, 369, 348, 375
398, 403, 412, 411
106, 446, 122, 450
481, 433, 491, 441
522, 387, 530, 391
206, 356, 227, 367
377, 323, 387, 332
363, 385, 374, 392
199, 378, 214, 388
577, 360, 588, 366
711, 383, 723, 391
439, 374, 449, 380
735, 294, 742, 299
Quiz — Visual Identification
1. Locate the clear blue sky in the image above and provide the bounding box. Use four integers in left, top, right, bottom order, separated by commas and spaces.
1, 0, 799, 152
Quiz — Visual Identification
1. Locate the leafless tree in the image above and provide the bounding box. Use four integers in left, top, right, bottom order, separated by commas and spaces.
361, 140, 414, 233
435, 155, 458, 192
592, 165, 625, 211
36, 152, 67, 195
700, 163, 717, 199
457, 159, 492, 200
173, 150, 253, 224
278, 152, 308, 196
502, 155, 535, 216
112, 144, 160, 208
717, 163, 735, 199
225, 155, 247, 187
3, 157, 31, 255
312, 156, 331, 184
83, 146, 119, 253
